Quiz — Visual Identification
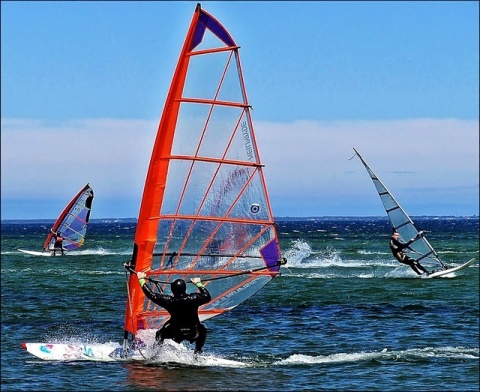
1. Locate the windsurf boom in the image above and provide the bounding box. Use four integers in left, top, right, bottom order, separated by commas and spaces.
122, 3, 285, 351
352, 148, 469, 275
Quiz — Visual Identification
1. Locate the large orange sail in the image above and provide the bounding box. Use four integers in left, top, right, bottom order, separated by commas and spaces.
123, 3, 285, 342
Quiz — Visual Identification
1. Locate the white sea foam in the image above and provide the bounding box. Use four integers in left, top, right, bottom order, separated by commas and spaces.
274, 346, 479, 365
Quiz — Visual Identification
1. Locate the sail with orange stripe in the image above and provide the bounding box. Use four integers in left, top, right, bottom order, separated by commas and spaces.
123, 3, 285, 343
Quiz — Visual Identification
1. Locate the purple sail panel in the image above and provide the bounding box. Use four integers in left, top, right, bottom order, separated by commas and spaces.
260, 239, 281, 272
190, 9, 236, 51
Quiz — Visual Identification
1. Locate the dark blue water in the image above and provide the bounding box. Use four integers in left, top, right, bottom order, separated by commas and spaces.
1, 217, 478, 391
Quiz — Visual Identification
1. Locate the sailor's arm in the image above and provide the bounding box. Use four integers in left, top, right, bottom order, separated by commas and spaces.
137, 271, 165, 303
407, 231, 424, 246
191, 277, 211, 302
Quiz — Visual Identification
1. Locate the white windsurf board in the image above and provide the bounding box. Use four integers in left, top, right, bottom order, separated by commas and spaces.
21, 341, 247, 367
21, 342, 121, 361
18, 249, 63, 257
423, 258, 475, 278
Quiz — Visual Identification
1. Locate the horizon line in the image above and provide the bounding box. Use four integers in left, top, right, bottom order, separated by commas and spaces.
1, 214, 478, 223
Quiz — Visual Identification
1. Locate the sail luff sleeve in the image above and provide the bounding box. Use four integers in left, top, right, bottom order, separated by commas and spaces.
124, 6, 202, 336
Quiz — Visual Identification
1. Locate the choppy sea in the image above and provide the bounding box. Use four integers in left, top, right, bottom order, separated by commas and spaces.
1, 216, 478, 391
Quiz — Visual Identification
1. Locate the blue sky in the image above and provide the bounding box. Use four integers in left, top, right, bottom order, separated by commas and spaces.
2, 1, 479, 219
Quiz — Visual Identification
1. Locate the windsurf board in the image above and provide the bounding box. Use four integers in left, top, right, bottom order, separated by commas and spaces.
21, 341, 246, 367
21, 342, 121, 361
423, 258, 475, 278
18, 249, 63, 257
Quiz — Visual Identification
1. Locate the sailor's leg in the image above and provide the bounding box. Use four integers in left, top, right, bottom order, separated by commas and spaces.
407, 258, 422, 275
194, 323, 208, 354
156, 321, 179, 346
414, 261, 429, 274
155, 324, 169, 346
410, 265, 422, 275
155, 329, 163, 343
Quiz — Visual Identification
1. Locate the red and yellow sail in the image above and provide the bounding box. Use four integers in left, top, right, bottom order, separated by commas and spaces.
124, 3, 284, 337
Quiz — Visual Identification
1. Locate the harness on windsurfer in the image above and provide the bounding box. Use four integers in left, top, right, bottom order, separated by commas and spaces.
389, 230, 429, 275
137, 272, 211, 354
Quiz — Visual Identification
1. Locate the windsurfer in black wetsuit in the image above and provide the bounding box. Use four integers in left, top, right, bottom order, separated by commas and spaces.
389, 230, 429, 275
50, 229, 65, 256
136, 272, 211, 355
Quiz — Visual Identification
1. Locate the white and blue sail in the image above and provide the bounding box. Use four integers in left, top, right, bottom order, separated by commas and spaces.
352, 148, 449, 272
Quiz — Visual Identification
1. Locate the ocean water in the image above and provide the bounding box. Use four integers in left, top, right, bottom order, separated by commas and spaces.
1, 216, 478, 391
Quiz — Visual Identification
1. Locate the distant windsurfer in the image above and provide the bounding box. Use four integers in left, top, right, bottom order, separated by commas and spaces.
389, 230, 429, 275
50, 229, 65, 256
136, 272, 212, 355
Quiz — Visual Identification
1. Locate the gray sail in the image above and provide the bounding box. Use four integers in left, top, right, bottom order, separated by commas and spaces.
353, 148, 448, 271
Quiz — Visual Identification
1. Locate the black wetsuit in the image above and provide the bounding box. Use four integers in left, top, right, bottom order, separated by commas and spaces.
141, 283, 211, 354
389, 236, 428, 275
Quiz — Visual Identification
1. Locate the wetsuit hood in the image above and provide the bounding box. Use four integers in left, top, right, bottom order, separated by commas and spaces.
171, 279, 187, 296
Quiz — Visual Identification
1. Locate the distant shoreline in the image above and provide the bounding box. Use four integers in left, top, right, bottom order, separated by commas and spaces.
1, 215, 478, 224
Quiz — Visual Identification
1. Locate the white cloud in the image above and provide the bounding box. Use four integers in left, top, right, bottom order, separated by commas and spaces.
1, 118, 156, 200
255, 118, 479, 216
1, 117, 478, 218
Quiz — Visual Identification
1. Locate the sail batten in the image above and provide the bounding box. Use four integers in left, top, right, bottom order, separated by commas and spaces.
353, 148, 447, 271
189, 46, 240, 57
175, 97, 251, 108
123, 4, 284, 340
396, 221, 410, 230
167, 155, 263, 167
